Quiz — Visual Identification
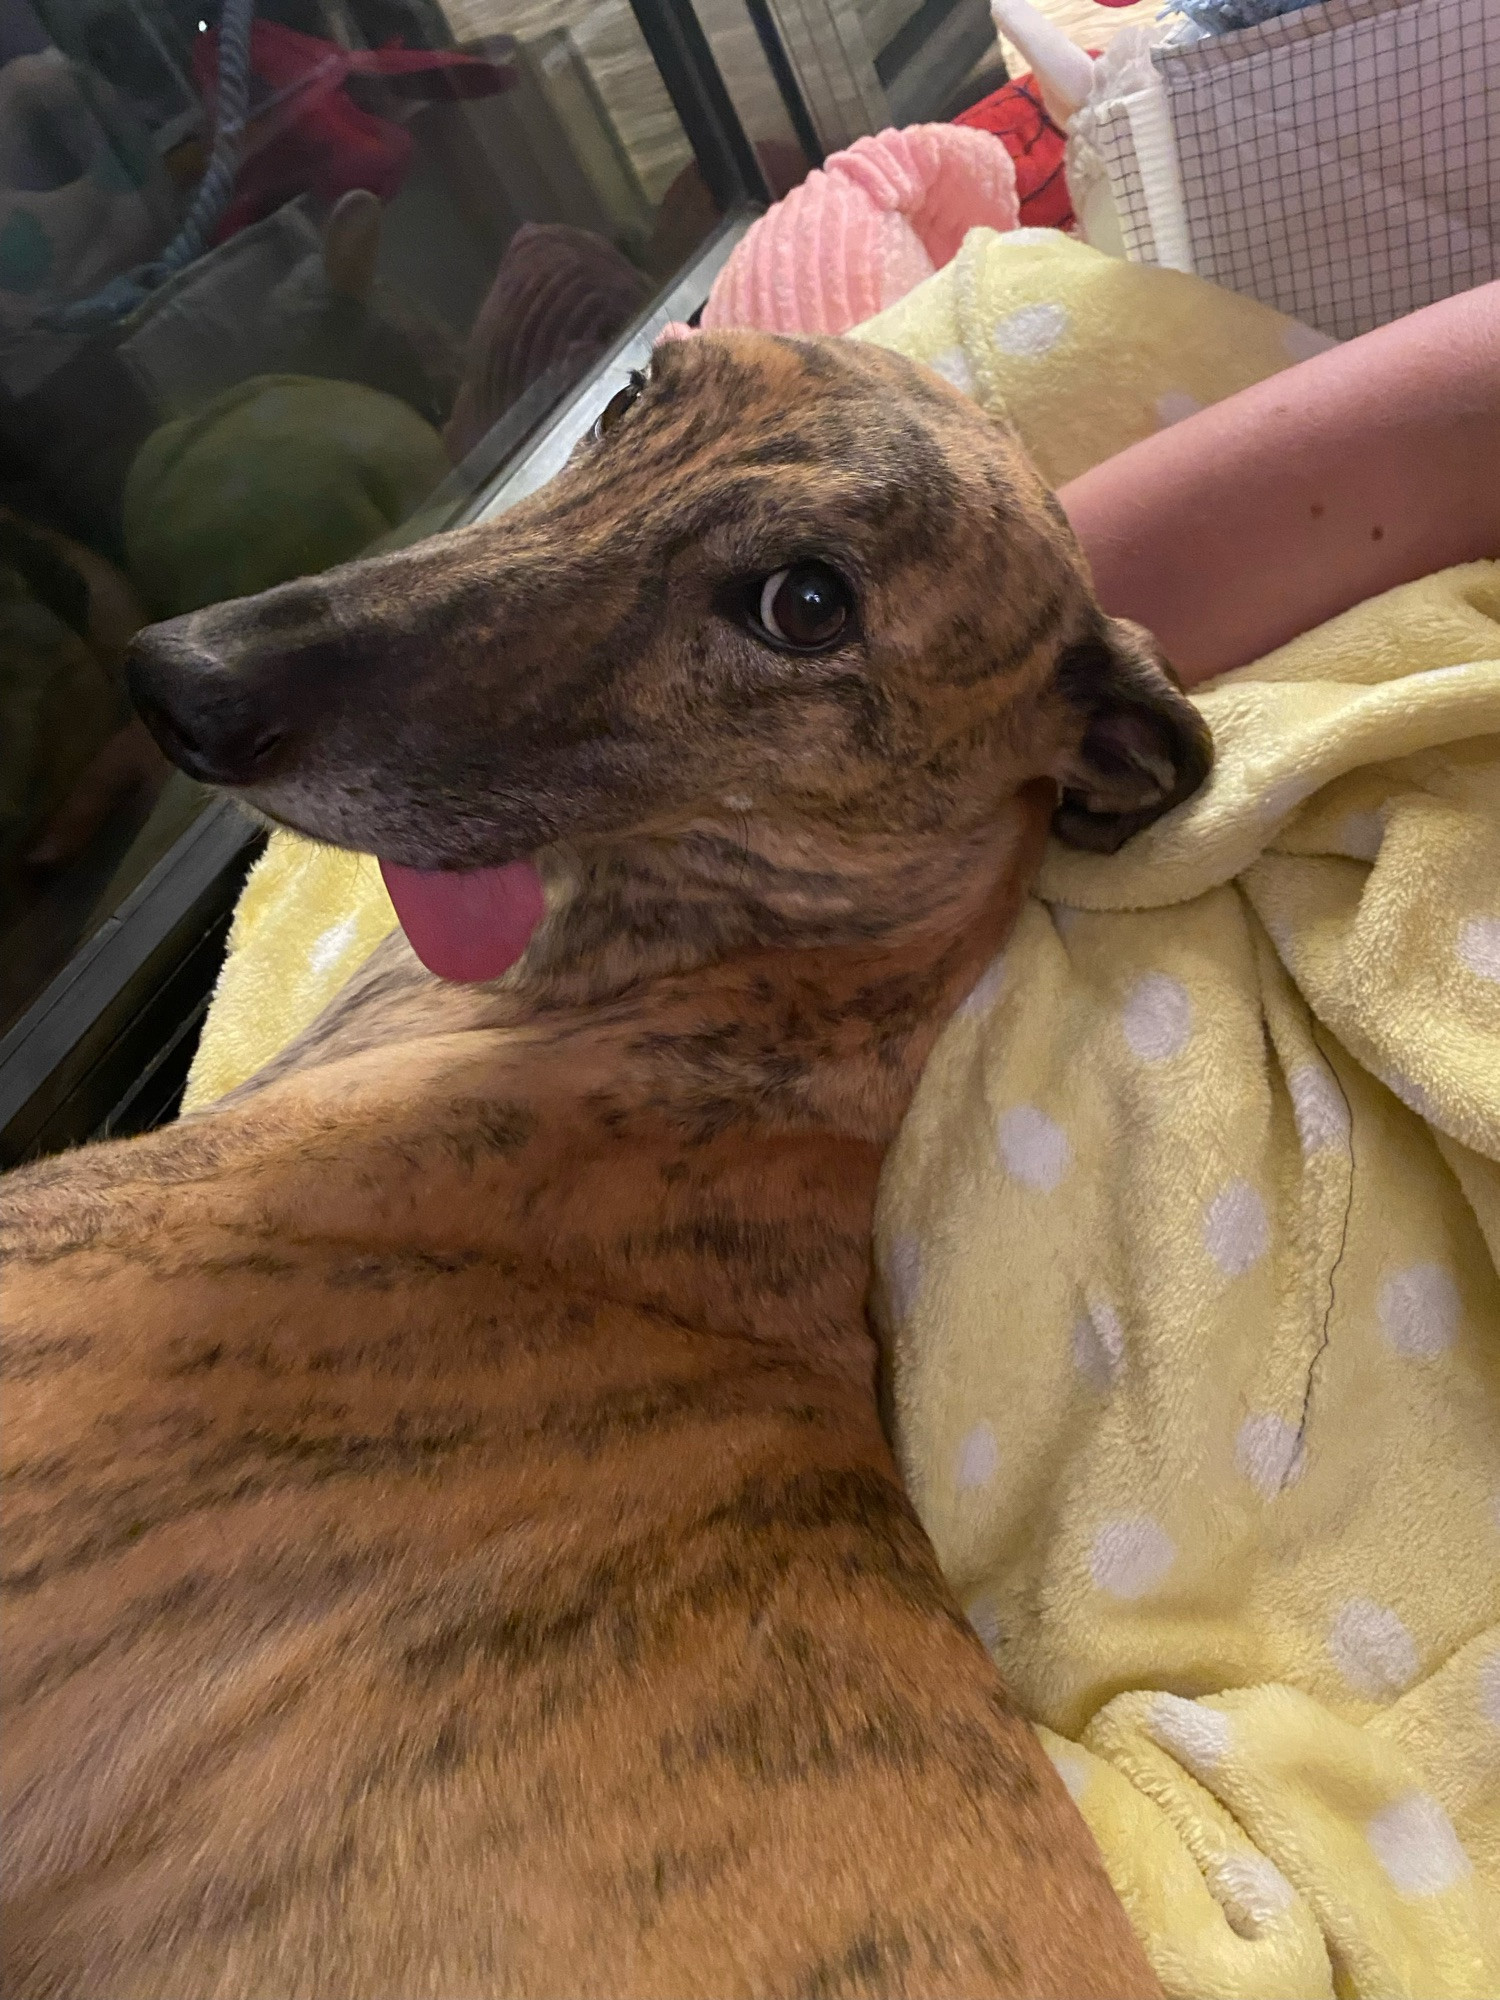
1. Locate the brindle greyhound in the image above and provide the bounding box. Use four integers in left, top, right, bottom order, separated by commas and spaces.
1, 331, 1210, 1999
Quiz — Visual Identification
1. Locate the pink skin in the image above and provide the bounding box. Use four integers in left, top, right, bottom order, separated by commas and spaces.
1058, 280, 1500, 688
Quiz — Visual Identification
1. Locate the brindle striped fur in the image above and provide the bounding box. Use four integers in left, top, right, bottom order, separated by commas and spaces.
1, 333, 1210, 1999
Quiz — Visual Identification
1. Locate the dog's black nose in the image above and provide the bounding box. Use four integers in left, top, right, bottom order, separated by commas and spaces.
126, 620, 291, 789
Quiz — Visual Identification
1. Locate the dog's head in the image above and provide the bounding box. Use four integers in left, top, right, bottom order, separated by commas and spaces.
127, 332, 1210, 978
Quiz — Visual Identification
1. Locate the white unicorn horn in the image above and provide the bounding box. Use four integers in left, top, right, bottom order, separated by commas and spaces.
990, 0, 1097, 125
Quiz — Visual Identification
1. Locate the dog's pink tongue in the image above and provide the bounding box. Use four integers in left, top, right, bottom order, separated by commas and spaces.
379, 858, 546, 984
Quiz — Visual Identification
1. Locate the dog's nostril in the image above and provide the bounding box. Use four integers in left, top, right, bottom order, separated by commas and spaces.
131, 691, 198, 771
130, 683, 292, 790
162, 715, 292, 790
126, 624, 296, 789
124, 592, 371, 791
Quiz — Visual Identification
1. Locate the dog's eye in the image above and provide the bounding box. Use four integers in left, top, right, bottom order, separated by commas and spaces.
592, 370, 646, 440
754, 563, 852, 650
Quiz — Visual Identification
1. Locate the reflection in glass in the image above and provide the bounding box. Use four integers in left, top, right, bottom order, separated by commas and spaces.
0, 0, 745, 1031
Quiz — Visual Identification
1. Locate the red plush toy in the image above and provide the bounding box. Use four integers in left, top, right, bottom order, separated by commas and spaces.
191, 21, 514, 243
953, 67, 1094, 233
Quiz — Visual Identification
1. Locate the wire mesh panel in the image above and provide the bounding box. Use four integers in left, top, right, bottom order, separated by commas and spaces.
1160, 0, 1497, 338
1073, 0, 1497, 337
1074, 36, 1193, 268
1092, 113, 1163, 267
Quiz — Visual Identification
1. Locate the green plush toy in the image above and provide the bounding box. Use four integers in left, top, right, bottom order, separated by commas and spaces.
123, 374, 450, 618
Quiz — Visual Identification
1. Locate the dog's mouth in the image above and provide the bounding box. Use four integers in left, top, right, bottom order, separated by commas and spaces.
379, 858, 547, 984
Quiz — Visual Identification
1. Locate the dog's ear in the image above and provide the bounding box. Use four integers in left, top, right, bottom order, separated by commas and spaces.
1050, 617, 1213, 854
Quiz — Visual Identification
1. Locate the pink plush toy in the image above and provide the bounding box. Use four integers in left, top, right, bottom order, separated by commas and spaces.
698, 124, 1019, 338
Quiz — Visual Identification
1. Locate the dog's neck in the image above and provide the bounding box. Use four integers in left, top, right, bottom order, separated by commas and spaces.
461, 787, 1053, 1163
224, 789, 1046, 1173
185, 790, 1046, 1379
518, 793, 1043, 1023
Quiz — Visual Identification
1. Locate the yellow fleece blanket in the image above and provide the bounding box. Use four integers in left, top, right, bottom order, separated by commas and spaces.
850, 225, 1337, 487
180, 233, 1499, 1995
875, 562, 1500, 1999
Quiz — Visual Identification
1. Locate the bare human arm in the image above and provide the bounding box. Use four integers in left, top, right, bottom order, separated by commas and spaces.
1059, 280, 1500, 688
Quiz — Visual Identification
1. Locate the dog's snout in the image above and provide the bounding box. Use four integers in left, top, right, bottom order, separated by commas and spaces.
127, 622, 292, 788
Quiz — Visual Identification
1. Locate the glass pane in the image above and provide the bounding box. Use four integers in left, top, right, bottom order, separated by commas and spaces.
691, 0, 813, 193
863, 0, 1001, 118
755, 0, 1000, 143
0, 0, 732, 1033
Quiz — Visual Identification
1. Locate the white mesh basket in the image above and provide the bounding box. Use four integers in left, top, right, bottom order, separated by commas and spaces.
1068, 0, 1498, 339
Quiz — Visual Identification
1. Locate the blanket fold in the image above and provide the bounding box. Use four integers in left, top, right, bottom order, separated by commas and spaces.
875, 563, 1500, 1998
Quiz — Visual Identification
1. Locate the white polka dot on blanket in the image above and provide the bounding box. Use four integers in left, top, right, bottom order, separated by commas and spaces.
1212, 1851, 1298, 1937
1377, 1262, 1460, 1357
1374, 1063, 1440, 1125
1366, 1792, 1471, 1896
1287, 1062, 1350, 1158
1044, 1739, 1093, 1805
1121, 973, 1192, 1061
954, 1421, 1000, 1492
1457, 915, 1500, 984
1147, 1693, 1233, 1776
308, 911, 362, 976
928, 345, 976, 396
1235, 1412, 1306, 1497
1328, 1597, 1419, 1698
1155, 389, 1203, 427
1203, 1179, 1269, 1277
1282, 320, 1338, 362
958, 949, 1007, 1018
883, 1232, 923, 1322
1089, 1515, 1176, 1598
966, 1592, 1003, 1653
1071, 1296, 1125, 1390
997, 1105, 1071, 1192
1479, 1648, 1500, 1728
1337, 808, 1387, 861
992, 302, 1068, 358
